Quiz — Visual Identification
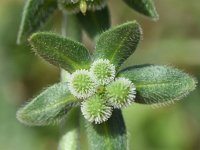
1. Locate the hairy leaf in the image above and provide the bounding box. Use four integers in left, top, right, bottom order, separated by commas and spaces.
17, 83, 79, 126
58, 108, 80, 150
123, 0, 159, 20
94, 21, 142, 70
29, 32, 91, 72
85, 109, 127, 150
17, 0, 57, 44
118, 65, 197, 104
76, 6, 110, 39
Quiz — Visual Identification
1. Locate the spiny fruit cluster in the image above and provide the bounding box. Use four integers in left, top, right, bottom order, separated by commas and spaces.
67, 59, 136, 124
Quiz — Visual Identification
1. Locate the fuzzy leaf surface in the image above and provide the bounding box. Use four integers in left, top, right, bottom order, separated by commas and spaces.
17, 0, 57, 44
118, 65, 197, 104
85, 110, 127, 150
58, 108, 80, 150
123, 0, 159, 20
29, 32, 91, 72
17, 83, 79, 126
94, 21, 141, 70
76, 6, 110, 39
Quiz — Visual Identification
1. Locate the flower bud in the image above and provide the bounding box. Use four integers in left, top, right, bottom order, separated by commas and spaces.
68, 69, 97, 99
81, 95, 112, 124
90, 59, 116, 85
106, 77, 136, 108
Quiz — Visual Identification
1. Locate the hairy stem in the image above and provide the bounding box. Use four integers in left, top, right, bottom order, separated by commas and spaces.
59, 12, 82, 150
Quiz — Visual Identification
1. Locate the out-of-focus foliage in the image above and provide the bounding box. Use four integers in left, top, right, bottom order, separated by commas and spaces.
0, 0, 200, 150
77, 6, 110, 39
17, 0, 57, 44
0, 1, 60, 150
123, 0, 158, 20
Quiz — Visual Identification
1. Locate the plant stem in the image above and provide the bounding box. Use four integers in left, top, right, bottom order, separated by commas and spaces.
61, 12, 82, 82
59, 12, 82, 150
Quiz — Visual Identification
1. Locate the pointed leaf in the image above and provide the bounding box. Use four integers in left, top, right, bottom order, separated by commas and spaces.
17, 83, 79, 126
123, 0, 159, 20
76, 6, 110, 39
94, 21, 142, 70
118, 65, 197, 104
29, 32, 91, 72
17, 0, 57, 44
85, 110, 127, 150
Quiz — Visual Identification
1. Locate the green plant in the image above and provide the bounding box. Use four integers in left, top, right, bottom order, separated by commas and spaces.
16, 0, 197, 150
17, 0, 158, 43
17, 21, 196, 149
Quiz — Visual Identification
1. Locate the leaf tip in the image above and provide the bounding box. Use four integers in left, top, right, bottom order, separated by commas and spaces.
127, 20, 143, 41
188, 75, 198, 92
151, 11, 159, 21
121, 20, 143, 36
28, 32, 47, 51
179, 69, 198, 97
28, 32, 40, 43
16, 107, 30, 126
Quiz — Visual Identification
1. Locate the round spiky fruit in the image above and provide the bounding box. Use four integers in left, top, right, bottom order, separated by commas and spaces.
68, 70, 97, 99
81, 95, 112, 124
90, 59, 116, 85
106, 77, 136, 108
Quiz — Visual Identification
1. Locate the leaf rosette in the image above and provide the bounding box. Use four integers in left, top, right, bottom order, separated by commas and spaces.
17, 21, 197, 126
17, 21, 197, 150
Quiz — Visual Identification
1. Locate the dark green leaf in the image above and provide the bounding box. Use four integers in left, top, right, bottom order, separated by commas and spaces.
118, 65, 197, 104
94, 21, 142, 70
58, 108, 80, 150
17, 83, 79, 126
17, 0, 57, 44
29, 32, 91, 72
76, 6, 110, 39
85, 109, 127, 150
58, 0, 107, 13
123, 0, 159, 20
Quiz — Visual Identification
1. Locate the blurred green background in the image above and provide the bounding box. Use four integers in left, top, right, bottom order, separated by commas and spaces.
0, 0, 199, 150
